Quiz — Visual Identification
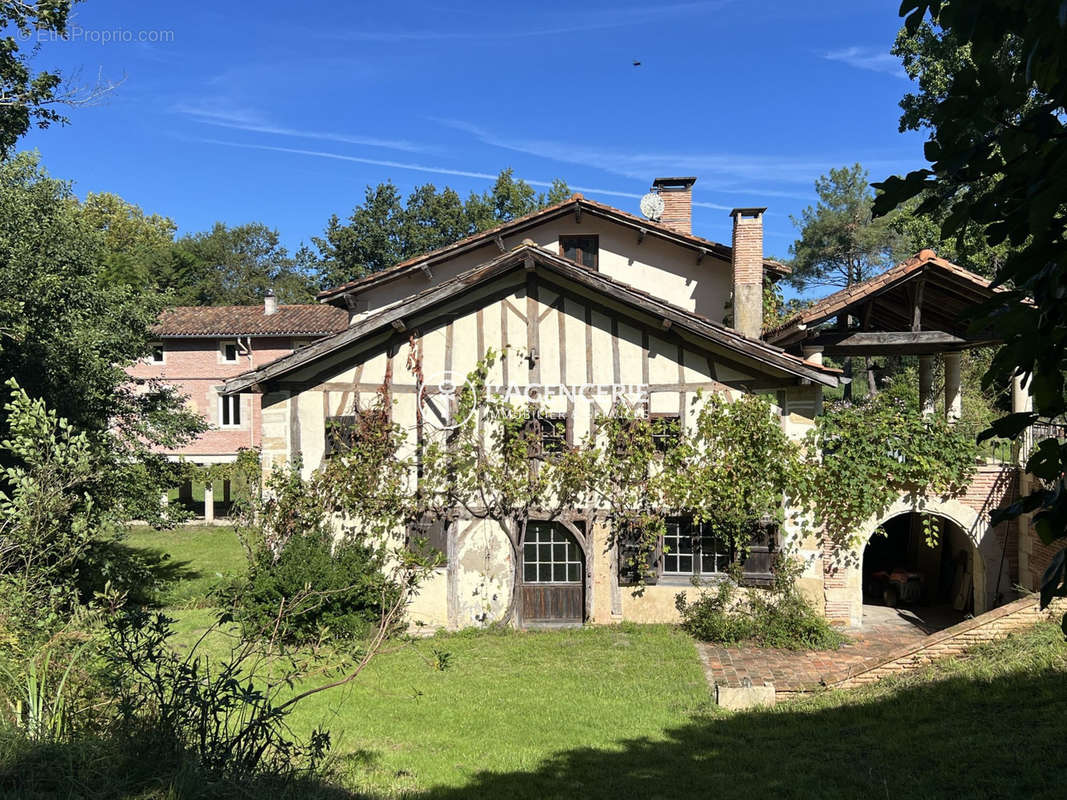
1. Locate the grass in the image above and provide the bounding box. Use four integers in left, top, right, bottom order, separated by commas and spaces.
124, 524, 247, 607
80, 527, 1067, 798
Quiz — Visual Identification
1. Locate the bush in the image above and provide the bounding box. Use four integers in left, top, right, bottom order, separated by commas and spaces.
234, 529, 401, 644
673, 579, 755, 645
676, 561, 845, 651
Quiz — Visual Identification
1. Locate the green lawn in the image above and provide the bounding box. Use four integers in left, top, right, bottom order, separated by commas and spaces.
124, 524, 247, 607
124, 527, 1067, 799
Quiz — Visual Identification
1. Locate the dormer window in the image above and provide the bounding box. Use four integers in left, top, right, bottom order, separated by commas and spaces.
560, 235, 598, 270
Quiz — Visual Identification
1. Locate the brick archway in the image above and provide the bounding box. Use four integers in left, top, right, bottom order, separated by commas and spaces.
824, 496, 1002, 627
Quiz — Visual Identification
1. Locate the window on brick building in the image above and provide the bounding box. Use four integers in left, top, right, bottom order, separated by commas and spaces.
149, 342, 164, 364
560, 235, 598, 270
220, 340, 239, 363
218, 394, 242, 427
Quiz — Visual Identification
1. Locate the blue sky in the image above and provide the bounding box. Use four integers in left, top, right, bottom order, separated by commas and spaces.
20, 1, 923, 295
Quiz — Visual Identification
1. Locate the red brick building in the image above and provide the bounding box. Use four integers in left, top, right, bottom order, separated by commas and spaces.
127, 294, 347, 519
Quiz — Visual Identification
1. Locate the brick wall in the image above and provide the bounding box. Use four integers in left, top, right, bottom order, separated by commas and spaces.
730, 213, 763, 287
730, 210, 764, 340
127, 336, 298, 459
959, 465, 1020, 587
659, 190, 692, 234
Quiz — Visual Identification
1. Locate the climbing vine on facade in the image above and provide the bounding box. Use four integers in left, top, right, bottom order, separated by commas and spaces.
795, 394, 978, 550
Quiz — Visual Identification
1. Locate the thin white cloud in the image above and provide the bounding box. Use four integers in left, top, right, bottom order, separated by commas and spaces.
175, 103, 429, 153
188, 137, 654, 204
431, 117, 893, 198
331, 1, 733, 42
823, 46, 907, 79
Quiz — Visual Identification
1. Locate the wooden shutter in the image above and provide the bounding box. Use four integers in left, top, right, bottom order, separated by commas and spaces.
740, 521, 776, 587
617, 524, 660, 586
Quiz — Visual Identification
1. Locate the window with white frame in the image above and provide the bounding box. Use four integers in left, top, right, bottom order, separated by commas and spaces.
523, 522, 583, 583
218, 394, 242, 427
149, 341, 165, 364
220, 340, 239, 363
662, 518, 732, 576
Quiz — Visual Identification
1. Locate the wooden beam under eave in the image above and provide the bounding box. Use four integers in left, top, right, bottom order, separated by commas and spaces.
696, 248, 707, 264
637, 228, 646, 244
494, 235, 506, 253
391, 319, 406, 332
575, 204, 582, 223
804, 329, 997, 356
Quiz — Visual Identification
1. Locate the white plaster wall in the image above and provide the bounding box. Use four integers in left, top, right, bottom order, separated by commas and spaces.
351, 215, 734, 321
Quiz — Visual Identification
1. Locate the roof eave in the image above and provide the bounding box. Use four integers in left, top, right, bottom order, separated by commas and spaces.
229, 247, 837, 395
315, 198, 788, 304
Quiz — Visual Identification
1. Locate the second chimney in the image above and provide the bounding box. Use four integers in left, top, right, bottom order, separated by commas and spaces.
264, 289, 278, 316
730, 208, 766, 339
651, 177, 697, 233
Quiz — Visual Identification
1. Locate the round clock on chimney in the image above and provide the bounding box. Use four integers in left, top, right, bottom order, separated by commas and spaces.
639, 191, 665, 221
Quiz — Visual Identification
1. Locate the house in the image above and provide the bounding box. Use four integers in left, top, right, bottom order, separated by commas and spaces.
127, 295, 347, 520
220, 178, 1043, 630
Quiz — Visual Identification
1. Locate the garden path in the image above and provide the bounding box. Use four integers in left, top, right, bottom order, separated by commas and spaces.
698, 604, 964, 692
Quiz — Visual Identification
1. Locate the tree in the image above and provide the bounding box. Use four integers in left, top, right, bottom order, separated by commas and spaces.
885, 19, 1023, 277
168, 222, 317, 305
873, 0, 1067, 627
0, 153, 203, 528
314, 169, 570, 288
0, 1, 118, 158
79, 192, 178, 289
788, 164, 906, 292
788, 164, 908, 397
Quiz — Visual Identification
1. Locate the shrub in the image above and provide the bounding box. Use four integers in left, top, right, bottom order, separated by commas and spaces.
234, 529, 402, 644
674, 579, 755, 645
676, 560, 846, 651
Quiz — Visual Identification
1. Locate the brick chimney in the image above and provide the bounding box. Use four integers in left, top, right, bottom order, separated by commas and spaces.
264, 289, 278, 316
729, 208, 766, 339
651, 177, 697, 234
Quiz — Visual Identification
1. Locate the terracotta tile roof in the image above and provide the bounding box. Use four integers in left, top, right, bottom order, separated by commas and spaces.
154, 304, 349, 337
763, 250, 1000, 342
316, 194, 790, 303
225, 243, 837, 396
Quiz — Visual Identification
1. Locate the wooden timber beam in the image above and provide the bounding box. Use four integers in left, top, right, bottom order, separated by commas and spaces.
803, 329, 997, 356
911, 275, 926, 332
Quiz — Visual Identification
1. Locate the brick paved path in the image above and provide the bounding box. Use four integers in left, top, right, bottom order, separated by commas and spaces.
697, 605, 965, 693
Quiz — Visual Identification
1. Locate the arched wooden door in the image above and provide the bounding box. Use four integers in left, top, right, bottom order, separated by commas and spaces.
520, 522, 585, 624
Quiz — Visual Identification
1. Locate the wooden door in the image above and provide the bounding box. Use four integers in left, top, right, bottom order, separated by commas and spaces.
521, 522, 584, 624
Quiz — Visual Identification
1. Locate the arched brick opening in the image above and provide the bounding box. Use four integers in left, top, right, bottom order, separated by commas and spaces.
826, 496, 1007, 627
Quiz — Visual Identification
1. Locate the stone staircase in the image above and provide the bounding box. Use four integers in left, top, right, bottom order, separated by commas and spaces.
709, 594, 1064, 708
829, 594, 1061, 689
